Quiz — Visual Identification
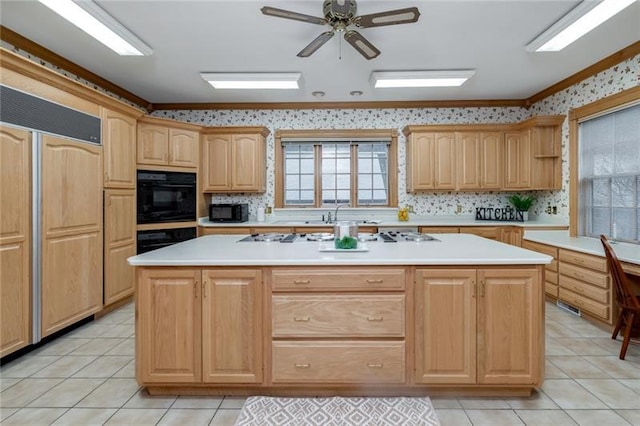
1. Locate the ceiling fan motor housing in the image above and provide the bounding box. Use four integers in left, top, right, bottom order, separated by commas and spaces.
324, 0, 357, 25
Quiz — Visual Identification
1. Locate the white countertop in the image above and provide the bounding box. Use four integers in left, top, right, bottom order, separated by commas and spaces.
128, 233, 552, 267
524, 230, 640, 266
198, 216, 569, 229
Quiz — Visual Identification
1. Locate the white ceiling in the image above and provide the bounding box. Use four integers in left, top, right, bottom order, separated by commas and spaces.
1, 0, 639, 106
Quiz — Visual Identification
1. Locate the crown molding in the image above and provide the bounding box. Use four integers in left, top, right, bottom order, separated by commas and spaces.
2, 25, 638, 112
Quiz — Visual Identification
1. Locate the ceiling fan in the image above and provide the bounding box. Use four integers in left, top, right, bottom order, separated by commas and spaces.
261, 0, 420, 60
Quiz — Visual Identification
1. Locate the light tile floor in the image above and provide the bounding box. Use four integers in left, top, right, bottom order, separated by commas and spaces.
2, 302, 640, 425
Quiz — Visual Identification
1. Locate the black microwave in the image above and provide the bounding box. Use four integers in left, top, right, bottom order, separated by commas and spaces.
209, 203, 249, 223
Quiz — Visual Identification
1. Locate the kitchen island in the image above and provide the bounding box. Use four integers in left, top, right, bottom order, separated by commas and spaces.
129, 233, 551, 396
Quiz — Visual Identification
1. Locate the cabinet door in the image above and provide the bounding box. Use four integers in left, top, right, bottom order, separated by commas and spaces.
202, 269, 262, 383
102, 108, 136, 188
406, 132, 435, 191
456, 132, 481, 190
500, 227, 523, 246
434, 133, 456, 189
232, 134, 264, 192
504, 131, 531, 189
415, 269, 476, 384
202, 134, 231, 191
477, 268, 541, 385
169, 128, 198, 168
41, 135, 103, 337
137, 268, 202, 383
104, 189, 136, 305
481, 132, 503, 189
137, 124, 169, 166
0, 126, 31, 357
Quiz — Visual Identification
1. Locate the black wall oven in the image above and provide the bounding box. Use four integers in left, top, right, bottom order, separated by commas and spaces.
137, 227, 197, 254
137, 170, 197, 224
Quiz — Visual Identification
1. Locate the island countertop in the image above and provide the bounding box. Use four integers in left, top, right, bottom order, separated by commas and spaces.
128, 233, 552, 267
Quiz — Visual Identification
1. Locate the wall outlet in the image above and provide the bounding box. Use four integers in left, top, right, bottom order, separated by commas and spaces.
456, 204, 463, 214
552, 206, 557, 215
265, 206, 273, 214
406, 205, 415, 213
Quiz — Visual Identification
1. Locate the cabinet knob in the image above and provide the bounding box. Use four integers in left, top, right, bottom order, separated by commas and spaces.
480, 280, 486, 297
367, 317, 384, 322
293, 279, 310, 285
293, 317, 310, 322
367, 363, 383, 368
366, 279, 384, 284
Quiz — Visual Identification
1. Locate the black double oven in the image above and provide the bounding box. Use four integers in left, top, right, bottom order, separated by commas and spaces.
136, 170, 197, 254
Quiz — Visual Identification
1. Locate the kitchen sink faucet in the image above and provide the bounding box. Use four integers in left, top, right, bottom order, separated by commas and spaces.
334, 204, 349, 223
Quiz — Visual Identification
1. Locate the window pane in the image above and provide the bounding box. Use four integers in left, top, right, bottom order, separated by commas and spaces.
592, 178, 609, 207
612, 176, 635, 207
285, 159, 299, 174
358, 177, 372, 190
285, 175, 299, 190
591, 207, 610, 236
613, 208, 635, 241
336, 190, 350, 203
336, 174, 350, 190
358, 190, 373, 204
336, 158, 350, 173
300, 158, 313, 171
300, 190, 314, 202
358, 158, 372, 173
300, 174, 314, 190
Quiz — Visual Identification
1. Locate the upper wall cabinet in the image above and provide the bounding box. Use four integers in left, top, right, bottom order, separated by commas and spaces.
201, 127, 270, 193
137, 117, 200, 169
404, 116, 563, 192
102, 107, 138, 188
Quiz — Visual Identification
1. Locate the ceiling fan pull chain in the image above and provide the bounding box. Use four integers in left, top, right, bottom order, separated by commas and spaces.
339, 34, 342, 60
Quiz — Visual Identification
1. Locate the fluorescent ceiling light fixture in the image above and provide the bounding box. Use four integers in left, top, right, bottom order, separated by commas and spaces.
38, 0, 152, 56
371, 70, 475, 88
526, 0, 636, 52
201, 73, 302, 89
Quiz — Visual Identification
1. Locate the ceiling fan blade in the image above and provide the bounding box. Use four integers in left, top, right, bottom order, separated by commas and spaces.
261, 6, 327, 25
297, 31, 335, 57
344, 30, 380, 60
354, 7, 420, 28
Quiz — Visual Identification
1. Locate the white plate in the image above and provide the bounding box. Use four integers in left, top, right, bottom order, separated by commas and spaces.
318, 243, 369, 252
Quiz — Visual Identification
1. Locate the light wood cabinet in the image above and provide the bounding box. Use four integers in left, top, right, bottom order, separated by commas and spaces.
41, 135, 103, 337
558, 248, 611, 323
202, 269, 263, 384
104, 189, 136, 305
404, 117, 562, 192
504, 130, 532, 189
477, 268, 541, 384
500, 226, 523, 246
0, 125, 31, 357
461, 227, 501, 240
415, 269, 476, 384
201, 127, 269, 193
415, 268, 542, 386
456, 132, 503, 190
101, 108, 137, 188
137, 119, 199, 169
137, 268, 202, 383
200, 227, 252, 236
405, 131, 455, 191
419, 226, 460, 234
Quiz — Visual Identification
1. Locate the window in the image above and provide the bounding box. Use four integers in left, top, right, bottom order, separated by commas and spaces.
577, 102, 640, 243
275, 130, 397, 208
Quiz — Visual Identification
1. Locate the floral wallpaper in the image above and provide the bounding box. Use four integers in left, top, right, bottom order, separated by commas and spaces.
4, 37, 637, 220
153, 53, 639, 219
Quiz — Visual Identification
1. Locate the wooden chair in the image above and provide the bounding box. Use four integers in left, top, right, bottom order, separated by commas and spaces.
601, 235, 640, 360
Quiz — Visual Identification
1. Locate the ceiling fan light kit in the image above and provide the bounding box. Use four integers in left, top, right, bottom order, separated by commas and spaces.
262, 0, 420, 60
526, 0, 636, 52
200, 73, 302, 90
370, 70, 476, 88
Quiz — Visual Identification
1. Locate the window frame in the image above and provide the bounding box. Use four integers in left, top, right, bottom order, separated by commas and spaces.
274, 129, 398, 208
569, 86, 640, 239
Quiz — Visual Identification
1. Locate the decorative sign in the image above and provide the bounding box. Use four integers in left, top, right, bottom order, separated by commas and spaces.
475, 206, 524, 222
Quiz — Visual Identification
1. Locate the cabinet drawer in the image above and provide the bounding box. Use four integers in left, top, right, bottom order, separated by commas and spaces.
272, 295, 404, 337
559, 288, 609, 321
560, 263, 609, 289
559, 249, 608, 273
545, 282, 558, 298
271, 268, 405, 291
559, 275, 609, 304
522, 241, 558, 262
461, 227, 500, 240
272, 341, 405, 384
546, 270, 558, 285
547, 259, 558, 273
419, 227, 459, 234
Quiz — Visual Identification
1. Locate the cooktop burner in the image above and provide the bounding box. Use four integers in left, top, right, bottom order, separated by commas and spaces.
306, 232, 334, 241
357, 232, 378, 242
402, 232, 439, 242
378, 231, 440, 242
238, 233, 286, 242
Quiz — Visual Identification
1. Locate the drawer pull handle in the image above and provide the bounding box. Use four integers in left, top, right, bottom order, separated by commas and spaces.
294, 317, 310, 322
293, 279, 311, 285
367, 363, 383, 368
294, 363, 311, 368
366, 279, 384, 284
367, 317, 384, 322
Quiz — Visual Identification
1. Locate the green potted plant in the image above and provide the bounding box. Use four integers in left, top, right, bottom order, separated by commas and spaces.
508, 194, 536, 221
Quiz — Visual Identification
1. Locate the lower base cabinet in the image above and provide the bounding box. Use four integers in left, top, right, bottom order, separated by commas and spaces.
136, 267, 263, 384
415, 268, 542, 385
136, 265, 544, 392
